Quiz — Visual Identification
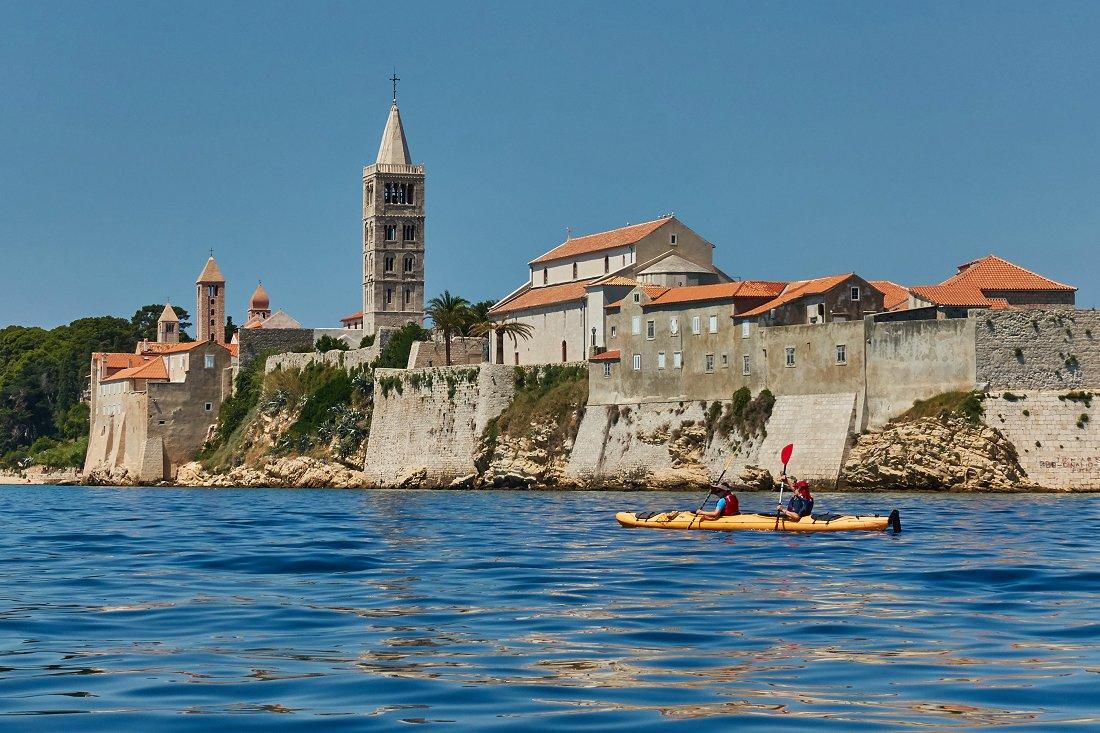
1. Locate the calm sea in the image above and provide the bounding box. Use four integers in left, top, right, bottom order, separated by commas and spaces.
0, 487, 1097, 731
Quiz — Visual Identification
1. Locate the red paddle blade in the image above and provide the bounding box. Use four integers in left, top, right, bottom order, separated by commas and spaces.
780, 443, 794, 466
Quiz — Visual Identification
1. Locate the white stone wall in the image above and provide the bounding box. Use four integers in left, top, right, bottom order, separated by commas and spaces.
490, 304, 589, 365
984, 390, 1100, 490
564, 392, 857, 488
976, 310, 1100, 390
265, 345, 382, 373
362, 364, 516, 487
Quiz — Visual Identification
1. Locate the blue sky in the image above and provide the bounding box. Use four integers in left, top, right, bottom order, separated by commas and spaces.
2, 0, 1098, 328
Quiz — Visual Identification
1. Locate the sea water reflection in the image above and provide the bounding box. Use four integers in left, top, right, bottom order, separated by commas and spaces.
0, 487, 1097, 730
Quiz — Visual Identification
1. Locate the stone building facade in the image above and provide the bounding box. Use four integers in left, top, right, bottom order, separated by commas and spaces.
362, 99, 425, 333
488, 216, 730, 365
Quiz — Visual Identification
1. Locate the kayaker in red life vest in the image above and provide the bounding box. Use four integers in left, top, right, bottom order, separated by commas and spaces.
694, 483, 740, 520
777, 476, 814, 521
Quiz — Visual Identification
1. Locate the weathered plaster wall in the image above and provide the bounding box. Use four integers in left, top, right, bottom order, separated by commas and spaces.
265, 345, 382, 374
84, 392, 148, 479
976, 310, 1100, 390
984, 391, 1100, 490
491, 304, 589, 366
864, 317, 976, 428
363, 364, 516, 487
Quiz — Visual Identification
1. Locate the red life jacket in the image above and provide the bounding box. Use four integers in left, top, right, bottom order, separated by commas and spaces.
719, 491, 739, 516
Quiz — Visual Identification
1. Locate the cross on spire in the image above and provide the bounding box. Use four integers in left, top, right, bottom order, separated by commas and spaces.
390, 70, 400, 104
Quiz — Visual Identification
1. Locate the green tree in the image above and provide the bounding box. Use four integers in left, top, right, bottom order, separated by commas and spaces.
470, 319, 533, 360
315, 334, 349, 352
130, 304, 193, 341
371, 323, 431, 369
462, 300, 497, 335
425, 291, 472, 366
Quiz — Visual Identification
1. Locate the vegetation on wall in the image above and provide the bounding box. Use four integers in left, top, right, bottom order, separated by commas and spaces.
704, 387, 776, 441
371, 323, 430, 369
897, 391, 986, 425
481, 364, 588, 460
315, 335, 349, 353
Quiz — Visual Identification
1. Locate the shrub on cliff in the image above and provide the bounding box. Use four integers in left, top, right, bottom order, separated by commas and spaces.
372, 323, 431, 369
483, 365, 589, 461
897, 391, 985, 425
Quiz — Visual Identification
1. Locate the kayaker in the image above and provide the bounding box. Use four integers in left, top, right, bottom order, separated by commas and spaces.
777, 476, 814, 521
694, 483, 740, 520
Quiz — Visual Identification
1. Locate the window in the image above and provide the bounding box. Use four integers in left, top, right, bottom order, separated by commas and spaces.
385, 288, 393, 306
669, 316, 679, 334
204, 402, 213, 412
632, 354, 641, 371
572, 262, 578, 279
708, 315, 718, 333
604, 256, 609, 273
741, 321, 750, 338
851, 286, 860, 301
785, 346, 796, 368
691, 316, 701, 334
742, 354, 750, 375
603, 362, 612, 378
158, 419, 166, 425
721, 353, 728, 367
404, 256, 414, 272
204, 354, 215, 369
384, 256, 395, 272
633, 293, 641, 303
610, 325, 617, 339
404, 288, 411, 307
542, 268, 548, 285
673, 351, 682, 369
646, 320, 655, 340
670, 233, 677, 245
836, 344, 847, 365
631, 316, 641, 335
403, 224, 416, 241
705, 354, 715, 373
384, 224, 397, 241
657, 352, 666, 369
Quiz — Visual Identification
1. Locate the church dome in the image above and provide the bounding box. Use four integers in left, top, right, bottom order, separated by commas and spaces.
249, 283, 270, 311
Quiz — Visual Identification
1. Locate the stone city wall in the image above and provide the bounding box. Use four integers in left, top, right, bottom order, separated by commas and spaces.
976, 309, 1100, 390
239, 327, 386, 371
407, 336, 487, 369
983, 390, 1100, 490
362, 364, 516, 487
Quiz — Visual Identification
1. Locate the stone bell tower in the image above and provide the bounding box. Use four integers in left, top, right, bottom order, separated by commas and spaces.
157, 303, 180, 344
362, 74, 425, 333
195, 255, 226, 343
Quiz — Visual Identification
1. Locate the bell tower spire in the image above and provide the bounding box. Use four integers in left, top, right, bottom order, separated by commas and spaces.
362, 76, 425, 334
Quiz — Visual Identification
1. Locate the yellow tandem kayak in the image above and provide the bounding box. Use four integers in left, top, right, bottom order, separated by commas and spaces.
615, 509, 901, 533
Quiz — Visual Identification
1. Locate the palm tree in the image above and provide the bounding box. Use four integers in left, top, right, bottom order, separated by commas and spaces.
425, 291, 472, 366
471, 319, 534, 363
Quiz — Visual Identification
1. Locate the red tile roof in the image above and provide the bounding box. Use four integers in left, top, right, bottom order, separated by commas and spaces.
590, 275, 641, 287
606, 285, 670, 310
102, 357, 169, 383
93, 352, 148, 370
644, 280, 786, 307
908, 284, 997, 308
227, 343, 239, 358
869, 280, 911, 311
943, 255, 1075, 292
737, 273, 858, 318
489, 278, 599, 316
341, 311, 364, 324
589, 349, 621, 362
529, 217, 672, 265
139, 341, 212, 355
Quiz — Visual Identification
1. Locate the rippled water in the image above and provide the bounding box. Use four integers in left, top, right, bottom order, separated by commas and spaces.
0, 487, 1098, 730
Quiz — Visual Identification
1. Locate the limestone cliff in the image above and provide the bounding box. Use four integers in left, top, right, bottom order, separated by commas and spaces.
839, 415, 1032, 490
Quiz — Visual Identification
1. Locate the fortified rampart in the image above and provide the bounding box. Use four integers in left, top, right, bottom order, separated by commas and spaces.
239, 327, 386, 371
363, 364, 516, 487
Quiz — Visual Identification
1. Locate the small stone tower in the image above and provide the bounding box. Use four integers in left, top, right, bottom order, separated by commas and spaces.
362, 85, 425, 332
157, 303, 180, 344
247, 282, 271, 321
196, 255, 226, 343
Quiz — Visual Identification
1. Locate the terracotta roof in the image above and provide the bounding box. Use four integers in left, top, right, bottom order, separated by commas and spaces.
737, 273, 858, 318
589, 350, 621, 362
590, 276, 640, 287
645, 280, 786, 307
606, 285, 670, 309
908, 284, 996, 308
943, 255, 1075, 292
93, 352, 148, 370
869, 280, 911, 311
158, 304, 179, 322
139, 341, 212, 355
249, 283, 270, 310
242, 314, 266, 329
490, 278, 599, 316
341, 311, 364, 323
227, 343, 239, 358
102, 357, 169, 383
196, 256, 226, 283
529, 217, 673, 265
